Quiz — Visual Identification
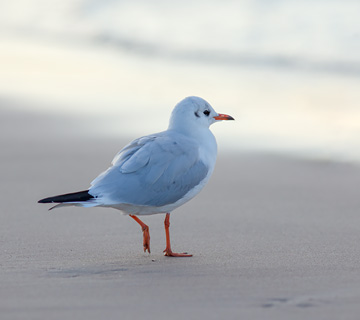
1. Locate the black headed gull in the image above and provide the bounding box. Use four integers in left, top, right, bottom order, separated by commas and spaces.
38, 96, 234, 257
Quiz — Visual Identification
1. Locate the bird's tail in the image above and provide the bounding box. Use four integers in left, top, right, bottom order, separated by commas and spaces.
38, 190, 95, 210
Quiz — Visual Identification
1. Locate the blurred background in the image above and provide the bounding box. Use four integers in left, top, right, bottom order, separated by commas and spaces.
1, 0, 360, 162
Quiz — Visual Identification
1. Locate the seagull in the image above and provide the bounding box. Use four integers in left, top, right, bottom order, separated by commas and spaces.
38, 96, 234, 257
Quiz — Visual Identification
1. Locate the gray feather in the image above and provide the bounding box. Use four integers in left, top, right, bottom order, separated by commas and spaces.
90, 132, 208, 207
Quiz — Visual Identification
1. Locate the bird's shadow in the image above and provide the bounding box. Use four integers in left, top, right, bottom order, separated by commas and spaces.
44, 255, 168, 279
46, 265, 129, 278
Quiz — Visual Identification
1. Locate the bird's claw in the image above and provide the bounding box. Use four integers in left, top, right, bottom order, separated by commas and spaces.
142, 226, 150, 253
163, 248, 192, 257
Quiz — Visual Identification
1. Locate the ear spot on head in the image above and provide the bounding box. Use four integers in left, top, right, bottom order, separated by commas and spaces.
194, 111, 200, 118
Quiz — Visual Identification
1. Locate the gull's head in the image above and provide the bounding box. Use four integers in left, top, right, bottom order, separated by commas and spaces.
168, 96, 234, 132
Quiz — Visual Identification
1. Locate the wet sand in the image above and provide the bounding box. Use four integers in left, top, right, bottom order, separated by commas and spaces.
1, 108, 360, 319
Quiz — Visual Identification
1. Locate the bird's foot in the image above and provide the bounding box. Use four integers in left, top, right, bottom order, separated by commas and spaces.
163, 247, 192, 257
129, 215, 151, 254
142, 225, 151, 253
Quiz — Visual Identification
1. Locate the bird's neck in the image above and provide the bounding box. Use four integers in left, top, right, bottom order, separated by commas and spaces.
169, 123, 210, 140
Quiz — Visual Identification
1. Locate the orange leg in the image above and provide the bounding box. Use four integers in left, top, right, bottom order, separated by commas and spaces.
163, 213, 192, 257
130, 215, 150, 253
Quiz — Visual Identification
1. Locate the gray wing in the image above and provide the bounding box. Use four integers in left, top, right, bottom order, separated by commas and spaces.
90, 133, 208, 207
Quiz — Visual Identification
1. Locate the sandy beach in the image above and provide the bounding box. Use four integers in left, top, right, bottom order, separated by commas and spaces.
1, 1, 360, 318
0, 108, 359, 320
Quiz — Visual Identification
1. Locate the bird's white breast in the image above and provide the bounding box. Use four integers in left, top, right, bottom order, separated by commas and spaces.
157, 129, 218, 213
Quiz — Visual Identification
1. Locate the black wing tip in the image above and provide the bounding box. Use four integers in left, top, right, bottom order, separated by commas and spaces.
38, 190, 94, 204
38, 198, 53, 204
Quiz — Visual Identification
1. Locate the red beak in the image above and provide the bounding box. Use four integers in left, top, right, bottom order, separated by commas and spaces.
214, 113, 234, 121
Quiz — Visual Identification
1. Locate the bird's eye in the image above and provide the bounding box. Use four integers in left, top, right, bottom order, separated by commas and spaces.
203, 110, 210, 116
